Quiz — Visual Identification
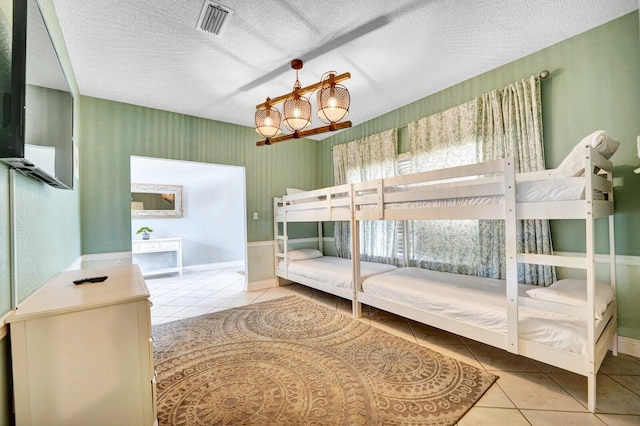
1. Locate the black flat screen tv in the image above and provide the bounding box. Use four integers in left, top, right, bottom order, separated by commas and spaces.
0, 0, 74, 189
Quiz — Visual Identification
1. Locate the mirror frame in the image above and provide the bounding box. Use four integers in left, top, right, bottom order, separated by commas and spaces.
131, 183, 183, 218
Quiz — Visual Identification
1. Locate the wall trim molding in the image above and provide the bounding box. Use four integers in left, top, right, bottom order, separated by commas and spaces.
247, 278, 276, 292
80, 251, 132, 261
70, 253, 245, 273
618, 336, 640, 358
183, 261, 244, 272
554, 251, 640, 266
248, 241, 274, 248
248, 238, 335, 248
66, 256, 84, 270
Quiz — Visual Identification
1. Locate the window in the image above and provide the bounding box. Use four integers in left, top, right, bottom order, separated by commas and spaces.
399, 145, 483, 276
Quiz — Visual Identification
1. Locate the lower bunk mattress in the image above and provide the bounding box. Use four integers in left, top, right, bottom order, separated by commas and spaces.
362, 267, 613, 355
277, 256, 397, 289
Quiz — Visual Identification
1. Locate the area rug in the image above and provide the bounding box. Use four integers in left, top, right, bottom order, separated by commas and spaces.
153, 296, 497, 425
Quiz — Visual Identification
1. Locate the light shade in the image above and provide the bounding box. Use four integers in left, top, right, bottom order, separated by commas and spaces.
317, 74, 350, 124
282, 95, 312, 131
255, 104, 282, 138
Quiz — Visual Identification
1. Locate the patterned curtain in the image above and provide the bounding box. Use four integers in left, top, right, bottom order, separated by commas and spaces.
407, 100, 484, 275
333, 129, 398, 263
408, 75, 555, 285
478, 76, 555, 285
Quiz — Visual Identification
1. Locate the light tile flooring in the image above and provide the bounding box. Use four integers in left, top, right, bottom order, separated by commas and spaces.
148, 268, 640, 425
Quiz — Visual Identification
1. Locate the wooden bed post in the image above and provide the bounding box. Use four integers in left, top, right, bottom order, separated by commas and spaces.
504, 158, 519, 354
274, 197, 282, 286
608, 171, 618, 357
318, 222, 324, 253
585, 146, 597, 413
351, 185, 363, 319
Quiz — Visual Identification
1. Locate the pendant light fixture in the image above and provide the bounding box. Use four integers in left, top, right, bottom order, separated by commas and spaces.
255, 59, 351, 146
282, 59, 312, 132
317, 71, 350, 124
254, 98, 282, 139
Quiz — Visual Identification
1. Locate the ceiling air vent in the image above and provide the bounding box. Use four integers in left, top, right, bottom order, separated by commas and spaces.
196, 1, 234, 36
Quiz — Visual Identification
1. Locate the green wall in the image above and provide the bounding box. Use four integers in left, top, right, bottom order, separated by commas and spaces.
320, 12, 640, 340
79, 96, 319, 281
0, 1, 82, 424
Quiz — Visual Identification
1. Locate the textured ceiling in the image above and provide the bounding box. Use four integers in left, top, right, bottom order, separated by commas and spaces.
51, 0, 638, 140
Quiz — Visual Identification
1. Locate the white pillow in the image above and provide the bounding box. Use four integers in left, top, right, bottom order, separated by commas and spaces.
552, 130, 620, 178
286, 249, 323, 261
525, 278, 614, 320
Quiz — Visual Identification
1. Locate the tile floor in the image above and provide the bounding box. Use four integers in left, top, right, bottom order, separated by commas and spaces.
147, 267, 640, 425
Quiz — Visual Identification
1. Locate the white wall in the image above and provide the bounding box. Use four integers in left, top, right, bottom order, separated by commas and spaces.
130, 156, 246, 268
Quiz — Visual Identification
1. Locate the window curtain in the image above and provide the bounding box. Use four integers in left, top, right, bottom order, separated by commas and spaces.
478, 76, 555, 285
407, 100, 483, 275
408, 75, 555, 285
333, 129, 398, 263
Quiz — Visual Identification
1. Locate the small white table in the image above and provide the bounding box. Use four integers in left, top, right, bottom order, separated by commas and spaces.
132, 237, 183, 276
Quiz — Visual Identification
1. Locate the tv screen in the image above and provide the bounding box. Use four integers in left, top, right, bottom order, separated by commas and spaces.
0, 0, 74, 189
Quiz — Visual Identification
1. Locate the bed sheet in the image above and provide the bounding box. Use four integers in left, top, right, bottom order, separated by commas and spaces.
277, 256, 397, 289
362, 267, 608, 354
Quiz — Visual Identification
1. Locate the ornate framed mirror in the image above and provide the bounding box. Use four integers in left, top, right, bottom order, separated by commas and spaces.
131, 183, 183, 218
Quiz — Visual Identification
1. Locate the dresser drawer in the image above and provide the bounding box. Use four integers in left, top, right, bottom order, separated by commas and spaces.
161, 240, 181, 250
137, 242, 161, 252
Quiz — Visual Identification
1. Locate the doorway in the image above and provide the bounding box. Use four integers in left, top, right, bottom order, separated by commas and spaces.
130, 155, 247, 280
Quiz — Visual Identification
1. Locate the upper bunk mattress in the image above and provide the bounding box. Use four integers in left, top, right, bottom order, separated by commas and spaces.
362, 176, 597, 210
277, 256, 397, 289
362, 267, 611, 355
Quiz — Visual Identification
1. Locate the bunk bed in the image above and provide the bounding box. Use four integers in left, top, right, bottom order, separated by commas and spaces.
273, 131, 619, 412
351, 139, 618, 413
273, 185, 397, 301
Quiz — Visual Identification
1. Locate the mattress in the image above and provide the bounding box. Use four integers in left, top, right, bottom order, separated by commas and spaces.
277, 256, 397, 289
361, 177, 598, 210
362, 267, 609, 354
516, 177, 589, 202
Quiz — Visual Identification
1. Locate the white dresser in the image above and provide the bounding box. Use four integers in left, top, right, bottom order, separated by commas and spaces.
132, 237, 183, 276
7, 264, 157, 426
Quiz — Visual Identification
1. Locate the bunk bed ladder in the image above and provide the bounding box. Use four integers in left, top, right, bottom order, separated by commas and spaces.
503, 158, 519, 354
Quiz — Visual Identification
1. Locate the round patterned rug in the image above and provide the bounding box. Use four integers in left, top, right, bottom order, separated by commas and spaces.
153, 296, 497, 425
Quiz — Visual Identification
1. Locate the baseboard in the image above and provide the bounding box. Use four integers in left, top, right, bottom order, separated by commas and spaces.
247, 278, 276, 292
183, 260, 244, 272
77, 252, 245, 273
78, 251, 133, 269
66, 256, 84, 271
618, 336, 640, 358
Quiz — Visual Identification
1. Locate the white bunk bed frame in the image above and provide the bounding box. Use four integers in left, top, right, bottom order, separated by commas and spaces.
273, 184, 355, 300
273, 146, 617, 412
351, 147, 616, 413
